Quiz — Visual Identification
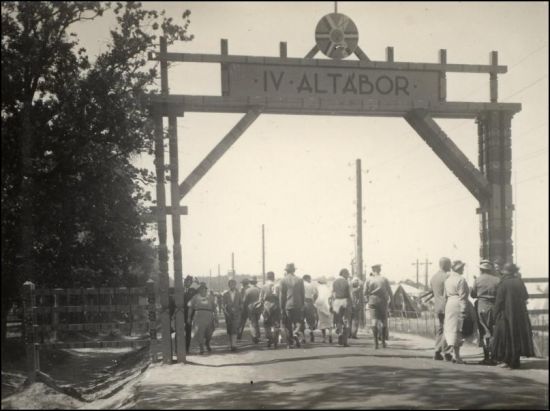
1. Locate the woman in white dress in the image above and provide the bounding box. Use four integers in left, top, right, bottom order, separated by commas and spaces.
315, 280, 334, 343
444, 260, 469, 364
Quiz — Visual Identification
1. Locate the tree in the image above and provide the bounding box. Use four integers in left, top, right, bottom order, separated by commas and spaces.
1, 1, 193, 347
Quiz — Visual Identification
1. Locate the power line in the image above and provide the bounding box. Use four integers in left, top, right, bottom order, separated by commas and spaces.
502, 74, 548, 101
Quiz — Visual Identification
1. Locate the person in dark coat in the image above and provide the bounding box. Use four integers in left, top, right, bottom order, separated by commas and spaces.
492, 263, 535, 369
183, 275, 199, 354
237, 278, 250, 340
471, 259, 500, 365
222, 279, 243, 351
279, 263, 305, 348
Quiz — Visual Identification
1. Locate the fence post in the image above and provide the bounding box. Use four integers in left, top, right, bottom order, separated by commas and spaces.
52, 289, 62, 341
146, 279, 158, 362
23, 281, 38, 382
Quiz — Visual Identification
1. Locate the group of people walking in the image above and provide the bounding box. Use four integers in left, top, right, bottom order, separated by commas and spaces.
429, 257, 535, 368
178, 257, 535, 368
180, 262, 395, 354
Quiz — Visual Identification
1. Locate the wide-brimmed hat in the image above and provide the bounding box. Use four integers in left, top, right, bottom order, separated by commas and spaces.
479, 259, 493, 271
452, 260, 465, 271
285, 263, 296, 273
339, 268, 350, 277
198, 281, 208, 290
501, 262, 519, 275
371, 264, 381, 270
184, 275, 194, 284
249, 276, 258, 284
241, 278, 250, 285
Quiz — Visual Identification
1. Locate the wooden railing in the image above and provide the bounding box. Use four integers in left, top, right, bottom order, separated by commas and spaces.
22, 280, 158, 382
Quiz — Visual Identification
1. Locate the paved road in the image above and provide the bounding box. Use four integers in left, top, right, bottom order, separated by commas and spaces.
130, 327, 548, 409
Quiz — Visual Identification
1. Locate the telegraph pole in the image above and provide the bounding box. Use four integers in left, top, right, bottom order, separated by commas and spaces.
231, 252, 235, 278
419, 258, 432, 289
262, 224, 266, 283
217, 264, 221, 291
412, 258, 420, 285
355, 159, 364, 281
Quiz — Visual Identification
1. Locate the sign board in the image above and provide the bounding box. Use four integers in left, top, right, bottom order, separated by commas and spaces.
222, 63, 441, 106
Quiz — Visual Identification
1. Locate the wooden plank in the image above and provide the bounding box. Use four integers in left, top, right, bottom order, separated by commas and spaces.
178, 109, 262, 199
531, 324, 549, 332
529, 309, 549, 315
522, 277, 548, 283
145, 94, 521, 119
529, 294, 549, 299
147, 51, 508, 73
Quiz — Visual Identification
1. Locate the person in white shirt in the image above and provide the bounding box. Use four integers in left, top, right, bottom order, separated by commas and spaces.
303, 274, 319, 343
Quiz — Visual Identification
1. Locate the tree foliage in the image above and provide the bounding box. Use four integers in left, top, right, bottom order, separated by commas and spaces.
1, 1, 193, 324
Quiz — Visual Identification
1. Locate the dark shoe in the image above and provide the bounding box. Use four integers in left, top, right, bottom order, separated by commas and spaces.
206, 344, 212, 352
310, 332, 315, 343
444, 353, 453, 362
381, 341, 387, 348
343, 343, 350, 347
230, 346, 237, 352
295, 337, 302, 348
328, 335, 333, 344
434, 352, 444, 361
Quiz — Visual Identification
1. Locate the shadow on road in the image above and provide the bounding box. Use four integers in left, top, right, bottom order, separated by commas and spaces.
133, 363, 548, 409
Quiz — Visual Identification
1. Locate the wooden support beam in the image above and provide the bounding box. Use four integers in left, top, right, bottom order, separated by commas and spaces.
146, 94, 521, 119
490, 51, 498, 102
305, 45, 319, 59
179, 109, 262, 200
404, 109, 491, 202
354, 46, 371, 61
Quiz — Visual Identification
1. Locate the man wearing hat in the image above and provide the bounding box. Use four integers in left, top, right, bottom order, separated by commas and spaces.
279, 263, 305, 348
429, 257, 453, 361
365, 264, 393, 349
242, 276, 262, 343
259, 271, 281, 348
471, 259, 501, 365
332, 268, 353, 347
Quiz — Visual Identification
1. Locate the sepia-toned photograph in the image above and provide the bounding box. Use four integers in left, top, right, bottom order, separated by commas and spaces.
1, 1, 548, 409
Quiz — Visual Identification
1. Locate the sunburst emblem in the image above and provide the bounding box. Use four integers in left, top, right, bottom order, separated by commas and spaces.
315, 13, 359, 59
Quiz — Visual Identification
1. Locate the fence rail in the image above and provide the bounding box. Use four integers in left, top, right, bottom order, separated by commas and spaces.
22, 280, 158, 383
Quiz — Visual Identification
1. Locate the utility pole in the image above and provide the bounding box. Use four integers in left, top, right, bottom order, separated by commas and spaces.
355, 159, 364, 281
209, 269, 212, 289
217, 264, 221, 292
412, 258, 420, 285
261, 224, 266, 283
231, 252, 235, 278
419, 258, 432, 289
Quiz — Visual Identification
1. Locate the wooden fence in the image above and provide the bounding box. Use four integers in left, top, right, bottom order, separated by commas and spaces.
22, 280, 159, 382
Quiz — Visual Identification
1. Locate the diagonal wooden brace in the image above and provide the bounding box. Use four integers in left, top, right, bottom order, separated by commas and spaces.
404, 109, 491, 202
179, 109, 262, 200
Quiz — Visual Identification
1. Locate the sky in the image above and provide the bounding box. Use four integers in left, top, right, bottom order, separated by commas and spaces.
74, 2, 549, 284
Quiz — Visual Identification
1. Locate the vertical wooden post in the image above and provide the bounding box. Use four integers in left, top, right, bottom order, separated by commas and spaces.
385, 46, 394, 62
439, 49, 447, 102
478, 110, 514, 263
355, 159, 364, 281
52, 289, 61, 341
280, 42, 287, 58
169, 113, 186, 363
146, 279, 158, 362
221, 39, 229, 96
154, 35, 173, 364
23, 281, 37, 382
490, 51, 498, 102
